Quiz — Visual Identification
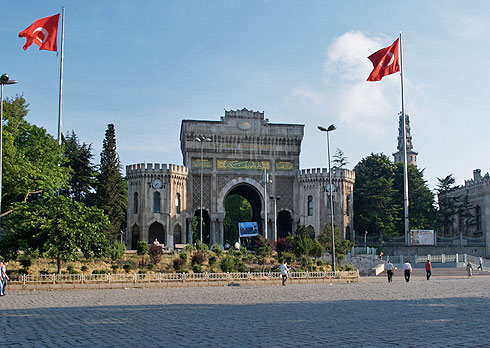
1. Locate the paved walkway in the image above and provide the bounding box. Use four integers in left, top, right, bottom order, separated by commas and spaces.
1, 271, 490, 347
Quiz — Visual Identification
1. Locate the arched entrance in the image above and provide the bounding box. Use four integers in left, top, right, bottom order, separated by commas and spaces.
277, 210, 293, 239
193, 210, 211, 244
223, 183, 263, 245
148, 222, 165, 245
131, 224, 140, 250
307, 225, 315, 240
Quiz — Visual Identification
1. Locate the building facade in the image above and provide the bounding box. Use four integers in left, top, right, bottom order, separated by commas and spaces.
126, 109, 354, 249
444, 169, 489, 253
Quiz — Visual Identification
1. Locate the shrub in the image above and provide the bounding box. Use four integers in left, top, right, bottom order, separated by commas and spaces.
149, 244, 164, 264
138, 269, 147, 274
344, 264, 356, 271
81, 265, 88, 272
208, 255, 217, 265
276, 237, 291, 254
192, 264, 202, 273
136, 241, 149, 256
111, 264, 120, 273
195, 239, 209, 251
92, 269, 109, 274
147, 263, 155, 270
220, 255, 235, 273
173, 257, 186, 272
179, 251, 188, 260
237, 263, 248, 272
123, 264, 133, 273
317, 260, 324, 267
66, 265, 75, 273
184, 244, 194, 253
212, 244, 223, 257
109, 241, 127, 261
279, 251, 296, 264
192, 251, 207, 265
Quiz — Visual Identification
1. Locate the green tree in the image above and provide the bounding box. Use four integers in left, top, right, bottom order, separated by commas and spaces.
2, 195, 110, 274
96, 124, 127, 241
61, 131, 97, 205
290, 225, 318, 258
435, 174, 460, 236
223, 194, 252, 243
318, 224, 354, 266
354, 153, 399, 239
332, 148, 348, 169
1, 95, 69, 214
255, 235, 272, 271
393, 163, 436, 234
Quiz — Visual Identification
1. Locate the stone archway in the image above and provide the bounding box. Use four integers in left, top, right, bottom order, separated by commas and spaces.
148, 222, 165, 245
277, 210, 293, 239
223, 183, 263, 244
174, 224, 182, 244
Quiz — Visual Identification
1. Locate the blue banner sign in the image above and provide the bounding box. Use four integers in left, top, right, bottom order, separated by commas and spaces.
239, 222, 259, 237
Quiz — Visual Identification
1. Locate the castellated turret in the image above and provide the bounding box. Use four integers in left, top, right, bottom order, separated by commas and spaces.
297, 168, 355, 241
126, 163, 189, 250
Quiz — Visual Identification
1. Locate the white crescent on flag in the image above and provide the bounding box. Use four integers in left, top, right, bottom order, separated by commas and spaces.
32, 27, 49, 44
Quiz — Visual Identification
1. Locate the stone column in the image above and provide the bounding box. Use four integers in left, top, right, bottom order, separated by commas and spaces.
210, 220, 217, 247
187, 219, 193, 245
219, 219, 224, 247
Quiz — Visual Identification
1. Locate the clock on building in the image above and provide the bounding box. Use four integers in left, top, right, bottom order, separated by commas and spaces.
151, 178, 163, 189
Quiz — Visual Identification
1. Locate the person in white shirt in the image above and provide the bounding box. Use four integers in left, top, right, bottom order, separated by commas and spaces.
385, 260, 394, 283
280, 262, 290, 286
403, 261, 412, 282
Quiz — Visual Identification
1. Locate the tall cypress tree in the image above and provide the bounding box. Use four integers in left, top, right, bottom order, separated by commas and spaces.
97, 124, 127, 241
62, 131, 97, 205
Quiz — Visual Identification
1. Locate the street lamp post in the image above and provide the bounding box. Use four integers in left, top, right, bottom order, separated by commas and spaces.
196, 135, 212, 243
318, 124, 336, 273
0, 74, 18, 226
365, 231, 368, 253
270, 195, 280, 241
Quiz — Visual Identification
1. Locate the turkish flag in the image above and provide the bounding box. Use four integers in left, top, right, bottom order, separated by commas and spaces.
19, 14, 60, 51
367, 38, 400, 81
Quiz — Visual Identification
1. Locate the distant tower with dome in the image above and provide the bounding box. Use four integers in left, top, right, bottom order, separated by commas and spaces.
393, 113, 417, 166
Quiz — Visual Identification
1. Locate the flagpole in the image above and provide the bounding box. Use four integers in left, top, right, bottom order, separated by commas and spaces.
57, 7, 65, 145
399, 32, 410, 243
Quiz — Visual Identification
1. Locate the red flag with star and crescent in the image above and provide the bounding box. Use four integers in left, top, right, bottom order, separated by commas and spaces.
19, 14, 60, 51
367, 38, 400, 81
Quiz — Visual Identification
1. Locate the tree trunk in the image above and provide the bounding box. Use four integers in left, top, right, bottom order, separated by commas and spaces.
57, 255, 62, 275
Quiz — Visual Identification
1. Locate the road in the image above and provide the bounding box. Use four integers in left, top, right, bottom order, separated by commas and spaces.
1, 270, 489, 347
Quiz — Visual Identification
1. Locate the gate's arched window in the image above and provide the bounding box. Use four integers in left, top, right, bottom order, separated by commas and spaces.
176, 193, 181, 214
133, 192, 138, 214
307, 195, 313, 216
153, 192, 161, 213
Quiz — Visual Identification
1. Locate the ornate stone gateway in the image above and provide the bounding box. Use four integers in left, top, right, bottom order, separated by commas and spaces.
126, 108, 355, 249
180, 108, 303, 246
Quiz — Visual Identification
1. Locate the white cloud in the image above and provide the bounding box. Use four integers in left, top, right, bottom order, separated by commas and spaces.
323, 31, 385, 83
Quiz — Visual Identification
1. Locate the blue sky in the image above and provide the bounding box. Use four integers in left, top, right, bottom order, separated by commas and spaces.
2, 1, 490, 189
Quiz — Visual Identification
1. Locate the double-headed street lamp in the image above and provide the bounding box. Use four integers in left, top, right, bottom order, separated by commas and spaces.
196, 135, 212, 243
0, 74, 18, 226
318, 124, 336, 273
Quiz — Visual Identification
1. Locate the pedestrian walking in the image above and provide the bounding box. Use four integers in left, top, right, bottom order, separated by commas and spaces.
1, 261, 8, 291
466, 262, 473, 278
477, 256, 483, 271
403, 260, 412, 282
425, 260, 432, 280
0, 261, 5, 296
385, 260, 394, 283
280, 261, 290, 286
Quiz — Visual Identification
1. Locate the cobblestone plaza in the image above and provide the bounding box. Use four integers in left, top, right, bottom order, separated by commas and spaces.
1, 270, 489, 347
